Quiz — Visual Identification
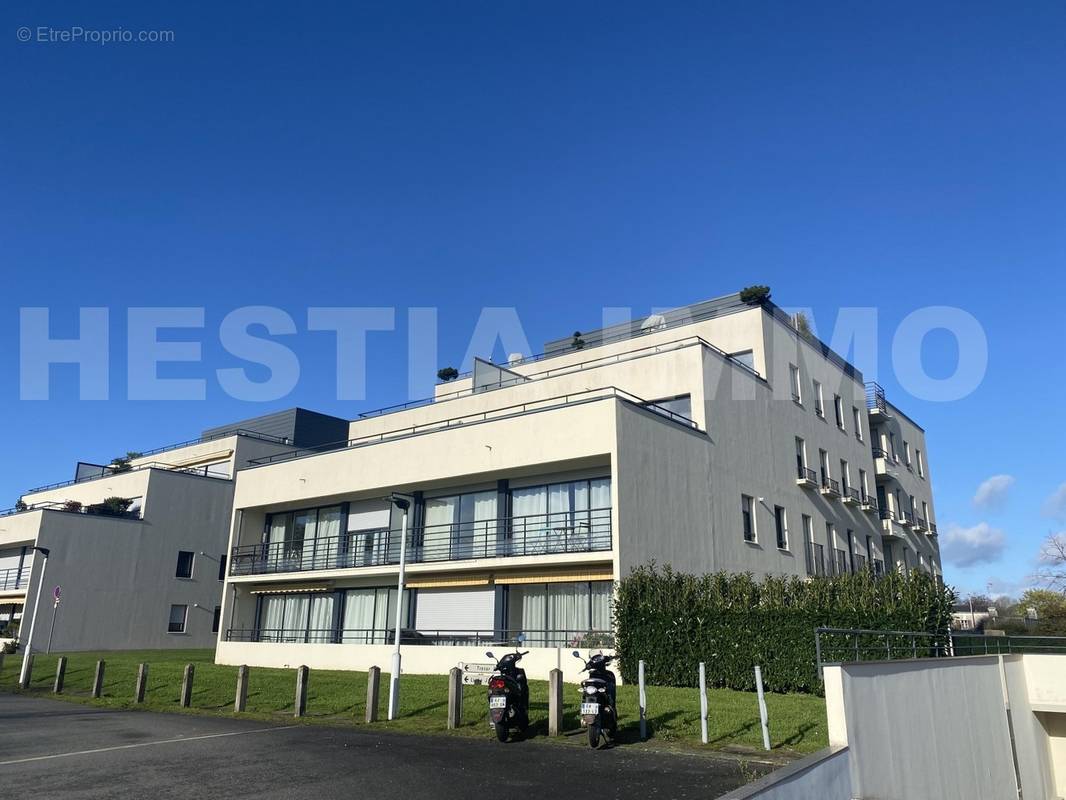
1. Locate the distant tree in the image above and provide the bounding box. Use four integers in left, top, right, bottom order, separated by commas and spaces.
109, 451, 144, 473
1035, 533, 1066, 591
436, 366, 460, 382
793, 311, 813, 338
1020, 588, 1066, 620
14, 498, 27, 512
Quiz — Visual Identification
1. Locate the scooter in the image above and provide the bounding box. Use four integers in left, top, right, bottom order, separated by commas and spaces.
486, 648, 530, 742
574, 651, 617, 748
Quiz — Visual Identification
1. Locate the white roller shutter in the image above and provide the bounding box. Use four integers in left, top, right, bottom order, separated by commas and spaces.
348, 499, 390, 531
415, 587, 495, 632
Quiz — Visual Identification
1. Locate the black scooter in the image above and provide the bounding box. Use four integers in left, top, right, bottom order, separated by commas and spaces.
486, 648, 530, 742
574, 651, 617, 748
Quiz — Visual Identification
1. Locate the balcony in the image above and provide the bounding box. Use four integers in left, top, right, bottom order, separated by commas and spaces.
842, 487, 861, 506
928, 522, 938, 536
914, 515, 927, 532
796, 465, 818, 488
0, 566, 30, 592
900, 511, 915, 528
860, 494, 879, 514
865, 382, 892, 420
820, 477, 841, 498
225, 626, 613, 649
230, 509, 613, 577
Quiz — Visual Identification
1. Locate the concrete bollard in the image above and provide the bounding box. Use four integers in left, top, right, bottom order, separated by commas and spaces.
53, 656, 67, 694
294, 665, 309, 718
91, 660, 105, 698
19, 653, 34, 689
235, 665, 249, 713
548, 668, 563, 736
447, 667, 462, 730
135, 663, 148, 703
180, 664, 195, 708
365, 665, 380, 723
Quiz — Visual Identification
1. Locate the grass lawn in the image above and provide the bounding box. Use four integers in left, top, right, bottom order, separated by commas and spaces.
0, 649, 827, 755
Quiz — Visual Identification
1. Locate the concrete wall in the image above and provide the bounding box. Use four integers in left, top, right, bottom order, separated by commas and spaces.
824, 655, 1066, 800
716, 747, 852, 800
216, 640, 617, 683
17, 470, 234, 651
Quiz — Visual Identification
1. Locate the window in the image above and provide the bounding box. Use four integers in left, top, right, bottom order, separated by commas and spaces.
742, 495, 756, 542
266, 504, 345, 571
259, 591, 346, 644
168, 604, 188, 633
789, 364, 801, 403
839, 460, 850, 493
424, 490, 498, 560
859, 469, 869, 502
647, 394, 692, 420
889, 432, 898, 462
509, 477, 611, 555
507, 581, 612, 646
813, 380, 824, 417
922, 501, 930, 526
819, 449, 830, 485
175, 551, 194, 579
217, 554, 227, 581
916, 449, 925, 478
341, 587, 411, 644
834, 395, 844, 429
212, 605, 221, 633
730, 350, 755, 371
774, 506, 788, 550
904, 441, 912, 468
852, 407, 863, 441
795, 437, 807, 478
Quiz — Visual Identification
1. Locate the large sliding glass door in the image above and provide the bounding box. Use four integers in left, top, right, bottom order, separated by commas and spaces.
423, 490, 496, 561
506, 580, 612, 646
257, 592, 335, 643
509, 477, 611, 555
265, 505, 345, 571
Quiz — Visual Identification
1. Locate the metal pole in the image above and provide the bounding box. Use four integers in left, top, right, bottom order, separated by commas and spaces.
46, 597, 59, 654
755, 665, 771, 751
387, 504, 409, 721
698, 662, 708, 744
19, 549, 49, 689
638, 659, 647, 741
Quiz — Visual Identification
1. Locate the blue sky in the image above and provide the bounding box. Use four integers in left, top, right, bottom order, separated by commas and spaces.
3, 1, 1064, 599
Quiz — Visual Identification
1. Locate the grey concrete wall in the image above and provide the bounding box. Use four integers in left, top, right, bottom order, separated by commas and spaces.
715, 747, 852, 800
19, 470, 234, 652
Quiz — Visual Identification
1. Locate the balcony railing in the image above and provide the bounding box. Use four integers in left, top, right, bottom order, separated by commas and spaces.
0, 566, 30, 592
871, 446, 890, 460
26, 460, 231, 495
230, 509, 613, 577
820, 477, 841, 496
879, 507, 895, 521
929, 522, 938, 535
843, 487, 861, 504
865, 382, 889, 414
797, 465, 817, 484
902, 511, 916, 527
224, 627, 614, 649
833, 548, 849, 575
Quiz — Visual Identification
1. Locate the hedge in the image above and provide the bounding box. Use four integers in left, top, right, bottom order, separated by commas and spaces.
614, 565, 957, 694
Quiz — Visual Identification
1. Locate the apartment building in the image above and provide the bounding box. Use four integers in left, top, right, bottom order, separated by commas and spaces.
0, 409, 346, 652
215, 292, 943, 679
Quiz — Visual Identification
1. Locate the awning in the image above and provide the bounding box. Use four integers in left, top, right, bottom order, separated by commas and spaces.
249, 583, 332, 595
406, 575, 491, 589
0, 597, 26, 606
494, 567, 614, 585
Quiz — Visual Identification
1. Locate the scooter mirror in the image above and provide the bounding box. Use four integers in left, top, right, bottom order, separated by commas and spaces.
572, 651, 582, 659
485, 651, 495, 659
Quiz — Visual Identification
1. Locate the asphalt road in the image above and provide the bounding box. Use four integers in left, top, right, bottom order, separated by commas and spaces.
0, 695, 766, 799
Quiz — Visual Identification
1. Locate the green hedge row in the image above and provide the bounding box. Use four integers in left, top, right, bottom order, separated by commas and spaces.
614, 565, 957, 694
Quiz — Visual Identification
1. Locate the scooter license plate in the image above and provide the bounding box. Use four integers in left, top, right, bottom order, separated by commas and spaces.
489, 696, 507, 709
580, 702, 599, 716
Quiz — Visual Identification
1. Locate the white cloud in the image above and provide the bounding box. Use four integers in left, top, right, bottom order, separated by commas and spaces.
941, 522, 1007, 567
1041, 483, 1066, 520
972, 474, 1015, 509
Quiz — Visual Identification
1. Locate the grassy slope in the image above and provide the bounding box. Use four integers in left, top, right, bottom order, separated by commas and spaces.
0, 649, 827, 754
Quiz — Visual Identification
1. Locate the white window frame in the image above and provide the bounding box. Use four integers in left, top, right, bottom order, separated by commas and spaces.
813, 380, 824, 417
834, 395, 845, 429
774, 505, 789, 551
168, 604, 188, 634
742, 494, 757, 543
789, 365, 802, 404
853, 406, 863, 441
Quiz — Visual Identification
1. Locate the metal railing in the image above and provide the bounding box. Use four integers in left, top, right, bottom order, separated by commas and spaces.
929, 522, 938, 535
821, 477, 841, 495
845, 487, 861, 503
0, 566, 30, 592
832, 548, 849, 575
871, 446, 890, 460
26, 459, 232, 495
249, 387, 699, 467
865, 382, 888, 414
797, 465, 817, 483
225, 627, 614, 648
230, 509, 613, 576
806, 542, 826, 576
879, 507, 896, 521
0, 499, 143, 520
902, 511, 916, 526
815, 626, 1066, 676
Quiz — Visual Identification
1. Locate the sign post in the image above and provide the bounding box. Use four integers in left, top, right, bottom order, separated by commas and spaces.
45, 586, 61, 655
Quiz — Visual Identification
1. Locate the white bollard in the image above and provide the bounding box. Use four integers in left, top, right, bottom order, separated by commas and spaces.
698, 661, 708, 744
638, 659, 647, 741
754, 665, 771, 751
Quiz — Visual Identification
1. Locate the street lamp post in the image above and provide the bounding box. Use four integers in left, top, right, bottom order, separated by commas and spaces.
388, 495, 411, 721
19, 546, 51, 689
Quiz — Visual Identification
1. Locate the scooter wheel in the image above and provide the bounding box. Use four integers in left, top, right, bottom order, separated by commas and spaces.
588, 723, 601, 749
494, 723, 509, 743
